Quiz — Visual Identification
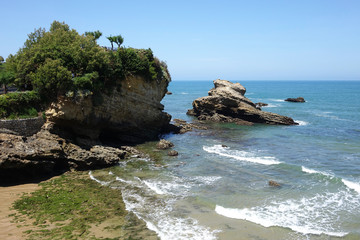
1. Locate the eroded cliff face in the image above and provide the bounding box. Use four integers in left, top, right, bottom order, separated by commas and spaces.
46, 75, 171, 143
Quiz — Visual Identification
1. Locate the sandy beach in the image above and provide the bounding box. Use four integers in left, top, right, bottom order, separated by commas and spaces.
0, 183, 39, 240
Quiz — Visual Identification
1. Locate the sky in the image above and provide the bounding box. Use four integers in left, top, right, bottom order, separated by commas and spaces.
1, 0, 360, 80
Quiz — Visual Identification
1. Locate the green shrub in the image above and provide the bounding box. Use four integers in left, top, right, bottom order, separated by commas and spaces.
0, 91, 41, 119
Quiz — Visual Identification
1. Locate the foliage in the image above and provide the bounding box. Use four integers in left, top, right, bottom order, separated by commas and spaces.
6, 20, 170, 104
0, 91, 41, 118
0, 62, 15, 93
85, 30, 102, 41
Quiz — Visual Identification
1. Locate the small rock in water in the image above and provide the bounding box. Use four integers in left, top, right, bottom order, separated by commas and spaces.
221, 144, 228, 148
166, 91, 173, 95
168, 150, 178, 156
255, 102, 268, 109
284, 97, 305, 103
269, 180, 281, 187
156, 139, 174, 150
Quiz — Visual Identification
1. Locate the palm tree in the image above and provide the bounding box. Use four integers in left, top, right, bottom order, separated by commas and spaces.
115, 35, 124, 48
106, 36, 116, 50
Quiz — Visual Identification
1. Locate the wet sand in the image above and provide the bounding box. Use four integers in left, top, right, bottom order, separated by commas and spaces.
0, 183, 39, 240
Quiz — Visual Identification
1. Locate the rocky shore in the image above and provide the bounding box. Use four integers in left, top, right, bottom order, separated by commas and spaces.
187, 79, 298, 125
0, 74, 172, 183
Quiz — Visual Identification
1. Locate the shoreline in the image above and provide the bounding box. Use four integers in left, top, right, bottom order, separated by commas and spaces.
3, 171, 158, 240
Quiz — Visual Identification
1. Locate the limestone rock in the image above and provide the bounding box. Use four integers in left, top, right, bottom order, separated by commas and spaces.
255, 102, 268, 110
156, 139, 174, 150
46, 75, 171, 143
188, 79, 297, 125
0, 130, 128, 182
285, 97, 305, 103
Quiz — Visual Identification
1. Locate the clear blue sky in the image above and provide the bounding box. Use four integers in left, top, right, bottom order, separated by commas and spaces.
1, 0, 359, 80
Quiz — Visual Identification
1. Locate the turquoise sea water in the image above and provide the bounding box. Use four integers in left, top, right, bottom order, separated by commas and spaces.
91, 81, 360, 240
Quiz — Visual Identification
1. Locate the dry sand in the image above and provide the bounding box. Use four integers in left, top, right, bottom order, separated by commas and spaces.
0, 183, 39, 240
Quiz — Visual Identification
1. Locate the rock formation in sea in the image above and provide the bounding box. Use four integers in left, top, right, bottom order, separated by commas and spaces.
285, 97, 306, 102
187, 79, 297, 125
0, 74, 171, 182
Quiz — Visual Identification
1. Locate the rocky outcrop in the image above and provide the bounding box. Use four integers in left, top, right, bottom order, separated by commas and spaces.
187, 79, 297, 125
255, 102, 268, 109
156, 139, 174, 150
285, 97, 305, 103
46, 75, 171, 143
0, 126, 135, 182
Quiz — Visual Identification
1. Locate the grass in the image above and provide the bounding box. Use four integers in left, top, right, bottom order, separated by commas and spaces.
12, 171, 158, 240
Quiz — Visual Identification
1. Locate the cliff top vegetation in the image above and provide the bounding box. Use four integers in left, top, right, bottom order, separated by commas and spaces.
0, 20, 170, 119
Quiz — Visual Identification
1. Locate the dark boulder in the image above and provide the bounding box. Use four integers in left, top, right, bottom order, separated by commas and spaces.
285, 97, 305, 103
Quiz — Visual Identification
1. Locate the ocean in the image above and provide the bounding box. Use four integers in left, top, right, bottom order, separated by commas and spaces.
90, 80, 360, 240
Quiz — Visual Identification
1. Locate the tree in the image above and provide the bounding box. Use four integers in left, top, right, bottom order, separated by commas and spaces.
0, 63, 15, 94
85, 30, 102, 41
31, 58, 72, 98
114, 35, 124, 48
107, 36, 116, 50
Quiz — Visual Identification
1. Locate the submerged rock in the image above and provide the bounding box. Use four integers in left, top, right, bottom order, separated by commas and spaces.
188, 79, 297, 125
156, 139, 174, 150
285, 97, 305, 103
167, 150, 179, 156
269, 180, 281, 187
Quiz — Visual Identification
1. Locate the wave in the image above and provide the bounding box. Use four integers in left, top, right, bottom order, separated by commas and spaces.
295, 120, 308, 126
313, 111, 353, 122
262, 103, 279, 108
203, 145, 281, 165
215, 198, 350, 237
301, 166, 331, 177
88, 171, 111, 186
121, 187, 219, 240
342, 179, 360, 194
301, 167, 360, 194
180, 92, 189, 95
270, 99, 285, 102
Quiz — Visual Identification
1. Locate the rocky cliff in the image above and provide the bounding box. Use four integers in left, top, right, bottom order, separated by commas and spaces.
46, 75, 171, 143
187, 79, 297, 125
0, 74, 171, 182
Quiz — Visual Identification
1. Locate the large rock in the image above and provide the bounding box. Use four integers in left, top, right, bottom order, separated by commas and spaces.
0, 128, 137, 182
46, 75, 171, 143
188, 79, 297, 125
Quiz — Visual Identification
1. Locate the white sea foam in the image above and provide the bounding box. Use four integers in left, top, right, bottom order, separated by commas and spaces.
115, 176, 133, 184
215, 190, 355, 238
108, 171, 114, 175
203, 145, 281, 165
88, 171, 111, 186
342, 179, 360, 194
295, 120, 308, 126
180, 92, 189, 95
270, 99, 285, 102
301, 166, 332, 177
121, 186, 219, 240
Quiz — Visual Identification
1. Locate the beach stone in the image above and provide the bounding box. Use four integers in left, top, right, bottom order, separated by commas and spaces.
167, 150, 178, 156
188, 79, 297, 125
269, 180, 281, 187
166, 91, 172, 95
285, 97, 305, 102
156, 139, 174, 150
